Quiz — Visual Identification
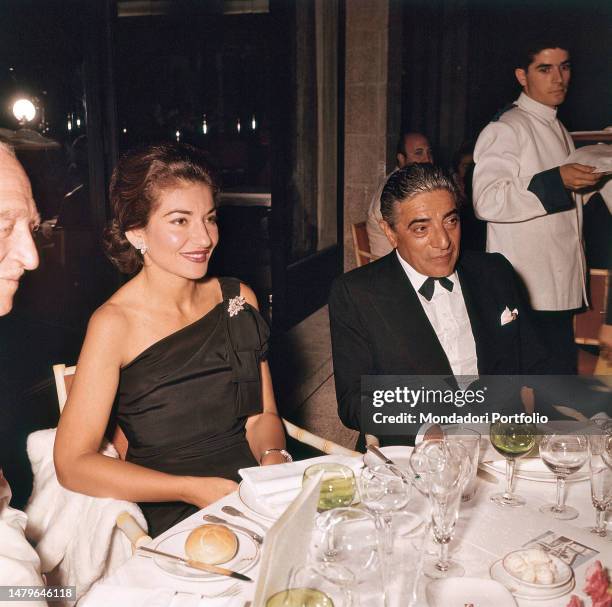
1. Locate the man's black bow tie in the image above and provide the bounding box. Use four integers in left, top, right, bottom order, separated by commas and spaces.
418, 276, 454, 301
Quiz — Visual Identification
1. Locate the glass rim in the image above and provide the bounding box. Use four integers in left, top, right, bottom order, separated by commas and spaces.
303, 462, 355, 478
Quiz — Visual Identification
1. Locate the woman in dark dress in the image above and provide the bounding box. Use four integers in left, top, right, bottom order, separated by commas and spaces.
54, 143, 288, 536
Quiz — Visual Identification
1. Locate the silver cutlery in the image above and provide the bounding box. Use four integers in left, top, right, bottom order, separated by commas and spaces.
137, 545, 252, 581
202, 513, 264, 544
366, 444, 413, 480
366, 444, 395, 466
198, 582, 242, 599
221, 505, 270, 533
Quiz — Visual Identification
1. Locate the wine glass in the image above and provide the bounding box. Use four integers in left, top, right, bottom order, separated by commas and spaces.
359, 464, 411, 555
266, 563, 354, 607
303, 464, 357, 512
313, 508, 385, 605
539, 433, 588, 520
409, 438, 447, 497
422, 440, 469, 579
586, 434, 612, 537
489, 420, 537, 507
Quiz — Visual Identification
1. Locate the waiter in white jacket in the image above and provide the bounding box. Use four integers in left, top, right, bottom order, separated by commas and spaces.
473, 38, 611, 373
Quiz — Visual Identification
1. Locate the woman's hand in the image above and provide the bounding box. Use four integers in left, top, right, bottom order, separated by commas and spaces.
180, 476, 238, 509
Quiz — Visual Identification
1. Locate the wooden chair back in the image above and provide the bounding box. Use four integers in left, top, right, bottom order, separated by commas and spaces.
351, 222, 377, 267
53, 364, 129, 459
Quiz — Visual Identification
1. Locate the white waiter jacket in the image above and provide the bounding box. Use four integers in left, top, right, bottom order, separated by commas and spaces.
473, 92, 611, 311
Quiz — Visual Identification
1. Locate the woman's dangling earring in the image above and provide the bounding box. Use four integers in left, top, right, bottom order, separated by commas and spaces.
139, 242, 148, 255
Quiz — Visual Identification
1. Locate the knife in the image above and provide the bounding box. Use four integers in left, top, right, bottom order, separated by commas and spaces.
202, 514, 264, 544
138, 546, 252, 581
366, 445, 415, 480
367, 444, 395, 465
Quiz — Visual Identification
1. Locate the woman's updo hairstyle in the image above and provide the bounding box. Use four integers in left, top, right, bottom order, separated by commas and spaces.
103, 142, 219, 274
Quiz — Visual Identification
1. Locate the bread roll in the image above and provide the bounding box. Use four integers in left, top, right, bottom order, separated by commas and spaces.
184, 524, 238, 565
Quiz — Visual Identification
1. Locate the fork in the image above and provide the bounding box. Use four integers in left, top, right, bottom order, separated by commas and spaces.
198, 582, 242, 599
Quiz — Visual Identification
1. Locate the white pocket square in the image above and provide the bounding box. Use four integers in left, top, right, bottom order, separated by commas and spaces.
500, 306, 518, 326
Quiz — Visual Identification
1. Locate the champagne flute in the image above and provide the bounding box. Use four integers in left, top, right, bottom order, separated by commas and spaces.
422, 440, 469, 579
539, 433, 588, 520
489, 421, 537, 507
586, 434, 612, 536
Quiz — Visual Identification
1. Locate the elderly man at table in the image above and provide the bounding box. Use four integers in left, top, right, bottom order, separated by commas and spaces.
0, 142, 44, 587
330, 164, 549, 445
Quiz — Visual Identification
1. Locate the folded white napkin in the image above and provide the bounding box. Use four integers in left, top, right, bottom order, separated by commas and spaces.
239, 455, 362, 515
566, 143, 612, 173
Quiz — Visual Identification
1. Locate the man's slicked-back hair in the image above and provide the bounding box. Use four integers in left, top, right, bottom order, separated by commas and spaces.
380, 163, 459, 228
516, 35, 570, 71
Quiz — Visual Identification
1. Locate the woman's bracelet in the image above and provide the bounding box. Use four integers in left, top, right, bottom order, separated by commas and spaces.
259, 448, 293, 465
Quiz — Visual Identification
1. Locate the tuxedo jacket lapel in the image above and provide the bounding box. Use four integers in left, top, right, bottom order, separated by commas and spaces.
371, 254, 453, 375
457, 256, 498, 373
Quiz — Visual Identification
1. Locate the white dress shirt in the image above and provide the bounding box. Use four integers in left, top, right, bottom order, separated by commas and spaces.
396, 251, 479, 378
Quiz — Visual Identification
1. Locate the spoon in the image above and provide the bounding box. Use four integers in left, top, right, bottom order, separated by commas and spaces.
221, 505, 270, 533
202, 514, 264, 544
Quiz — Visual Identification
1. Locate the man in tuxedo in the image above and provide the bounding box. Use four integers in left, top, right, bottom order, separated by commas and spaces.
0, 142, 43, 587
330, 164, 549, 442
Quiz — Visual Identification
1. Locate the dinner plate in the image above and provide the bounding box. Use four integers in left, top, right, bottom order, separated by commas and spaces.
490, 559, 575, 600
481, 458, 589, 483
238, 481, 280, 522
153, 527, 260, 580
426, 577, 517, 607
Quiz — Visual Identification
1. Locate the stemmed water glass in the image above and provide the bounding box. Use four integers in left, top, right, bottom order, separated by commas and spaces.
586, 434, 612, 537
359, 463, 411, 555
314, 508, 384, 605
489, 420, 537, 507
539, 433, 589, 520
421, 440, 470, 579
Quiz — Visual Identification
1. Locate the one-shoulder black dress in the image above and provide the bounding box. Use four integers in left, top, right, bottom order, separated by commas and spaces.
115, 277, 269, 537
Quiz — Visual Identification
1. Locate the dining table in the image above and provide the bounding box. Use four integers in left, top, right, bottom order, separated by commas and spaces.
80, 446, 611, 607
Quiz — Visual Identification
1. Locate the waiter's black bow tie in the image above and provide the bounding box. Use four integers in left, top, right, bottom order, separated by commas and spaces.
418, 276, 454, 301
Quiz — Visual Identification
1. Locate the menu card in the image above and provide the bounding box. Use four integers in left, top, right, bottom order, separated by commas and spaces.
251, 470, 323, 607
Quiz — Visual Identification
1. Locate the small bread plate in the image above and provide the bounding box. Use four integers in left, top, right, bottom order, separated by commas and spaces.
502, 549, 572, 589
426, 577, 517, 607
153, 527, 260, 580
490, 559, 575, 600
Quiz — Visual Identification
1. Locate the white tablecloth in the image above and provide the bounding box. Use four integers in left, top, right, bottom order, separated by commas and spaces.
81, 455, 611, 607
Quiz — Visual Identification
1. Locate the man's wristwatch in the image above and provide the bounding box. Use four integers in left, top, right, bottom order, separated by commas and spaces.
259, 448, 293, 465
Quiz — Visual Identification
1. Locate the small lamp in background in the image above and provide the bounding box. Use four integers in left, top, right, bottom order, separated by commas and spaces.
12, 98, 36, 125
